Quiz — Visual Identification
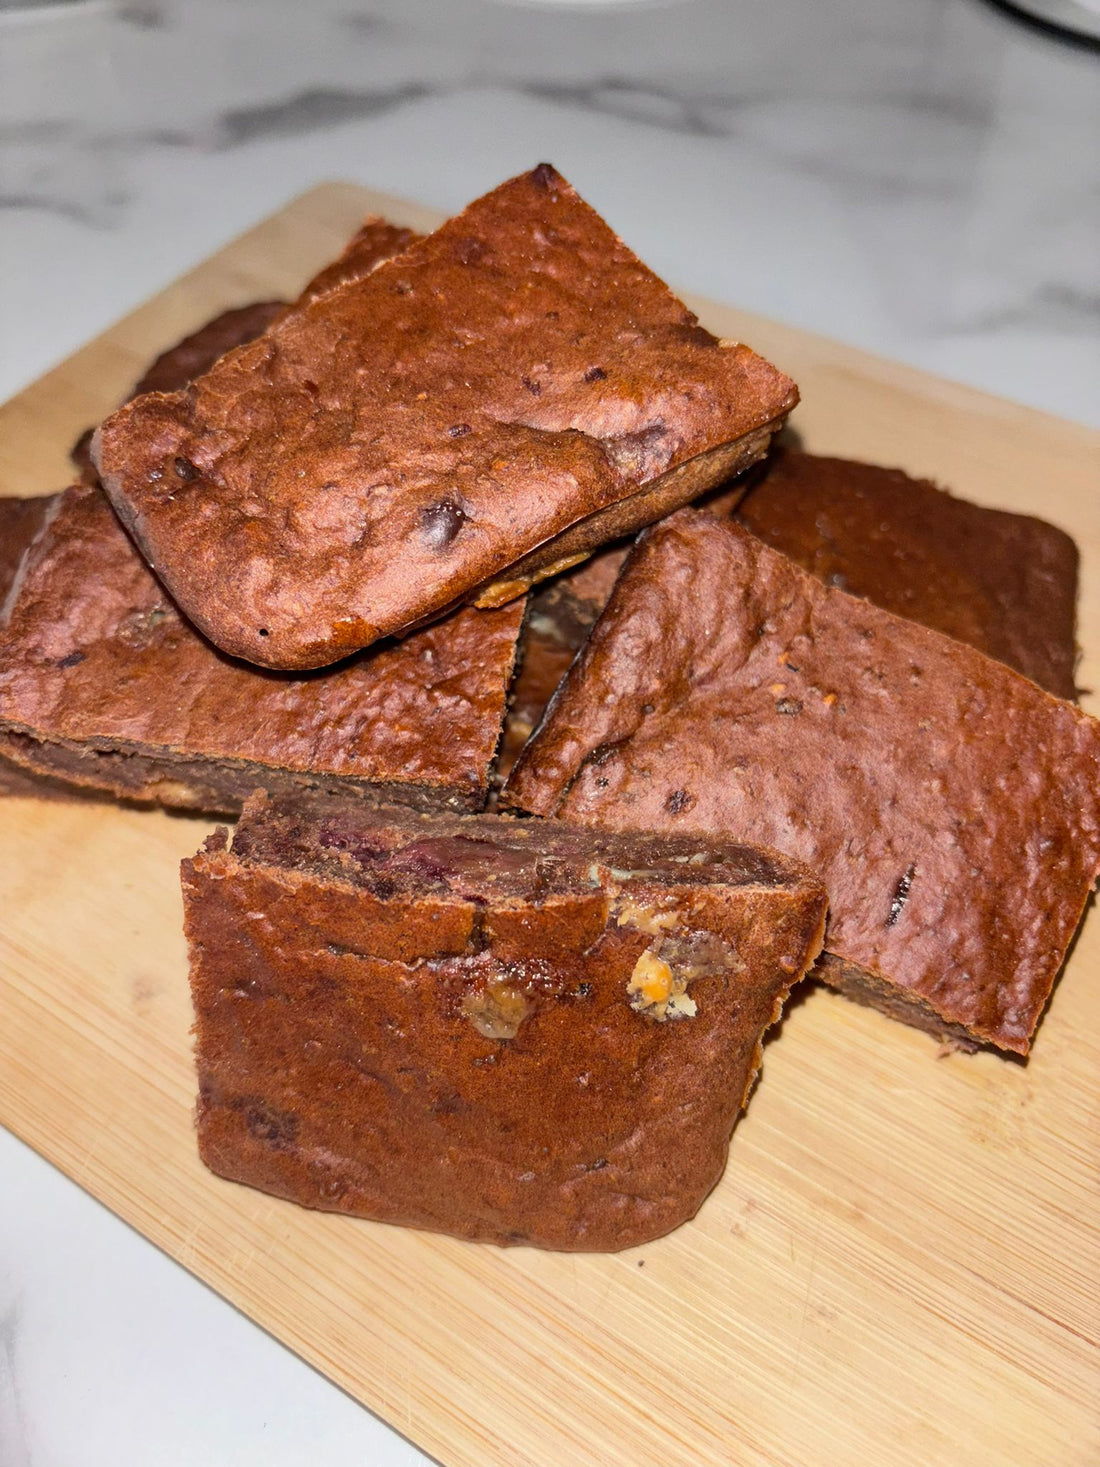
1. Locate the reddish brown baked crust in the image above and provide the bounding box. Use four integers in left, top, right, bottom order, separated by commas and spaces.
132, 301, 288, 398
72, 218, 419, 482
70, 306, 286, 484
0, 483, 523, 813
93, 165, 797, 670
294, 216, 421, 304
183, 794, 826, 1250
504, 511, 1100, 1053
737, 449, 1080, 700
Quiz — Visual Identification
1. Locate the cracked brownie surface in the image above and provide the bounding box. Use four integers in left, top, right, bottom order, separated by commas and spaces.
504, 510, 1100, 1053
0, 483, 523, 813
94, 165, 796, 670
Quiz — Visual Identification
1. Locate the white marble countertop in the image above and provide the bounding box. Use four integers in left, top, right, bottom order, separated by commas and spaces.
0, 1, 1096, 1463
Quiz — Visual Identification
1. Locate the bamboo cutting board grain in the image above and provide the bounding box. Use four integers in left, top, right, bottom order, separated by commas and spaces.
1, 184, 1098, 1467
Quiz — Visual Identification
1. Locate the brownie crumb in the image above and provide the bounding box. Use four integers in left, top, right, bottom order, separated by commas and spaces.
241, 1099, 299, 1149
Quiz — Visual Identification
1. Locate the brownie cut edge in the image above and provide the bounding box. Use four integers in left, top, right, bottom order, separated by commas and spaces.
0, 483, 524, 814
182, 793, 827, 1251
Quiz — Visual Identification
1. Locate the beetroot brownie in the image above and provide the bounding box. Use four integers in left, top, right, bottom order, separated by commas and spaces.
183, 793, 826, 1250
496, 479, 753, 786
0, 493, 55, 610
93, 164, 797, 670
504, 511, 1100, 1054
0, 483, 524, 813
294, 216, 420, 304
71, 218, 419, 482
0, 494, 60, 796
736, 449, 1080, 699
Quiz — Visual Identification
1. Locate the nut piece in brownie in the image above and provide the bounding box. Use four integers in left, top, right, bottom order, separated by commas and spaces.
736, 449, 1080, 700
504, 511, 1100, 1054
72, 218, 419, 482
93, 164, 797, 671
0, 483, 523, 813
183, 793, 826, 1251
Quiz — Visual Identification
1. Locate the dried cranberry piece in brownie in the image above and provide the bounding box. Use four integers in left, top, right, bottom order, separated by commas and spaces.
0, 483, 523, 814
183, 794, 826, 1250
504, 510, 1100, 1054
94, 165, 796, 670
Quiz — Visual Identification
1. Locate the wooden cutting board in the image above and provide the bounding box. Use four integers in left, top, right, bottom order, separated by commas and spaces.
1, 184, 1097, 1467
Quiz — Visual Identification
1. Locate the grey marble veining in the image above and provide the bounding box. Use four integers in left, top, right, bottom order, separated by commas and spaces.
1, 0, 1097, 423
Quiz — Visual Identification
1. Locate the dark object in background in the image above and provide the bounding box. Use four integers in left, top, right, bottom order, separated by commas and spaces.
984, 0, 1100, 48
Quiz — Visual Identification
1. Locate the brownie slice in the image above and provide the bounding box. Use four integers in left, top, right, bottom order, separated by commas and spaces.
183, 793, 826, 1251
0, 493, 55, 609
0, 494, 61, 796
736, 449, 1080, 700
72, 218, 419, 482
496, 479, 753, 786
295, 216, 420, 304
93, 164, 797, 671
0, 483, 523, 814
504, 511, 1100, 1054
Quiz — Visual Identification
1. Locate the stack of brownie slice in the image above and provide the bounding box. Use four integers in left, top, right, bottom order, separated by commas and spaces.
3, 165, 1098, 1250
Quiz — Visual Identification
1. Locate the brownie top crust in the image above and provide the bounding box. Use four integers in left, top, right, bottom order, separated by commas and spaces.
228, 790, 824, 908
0, 482, 523, 807
504, 510, 1100, 1052
737, 449, 1080, 700
93, 164, 797, 670
295, 216, 422, 305
74, 216, 419, 484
